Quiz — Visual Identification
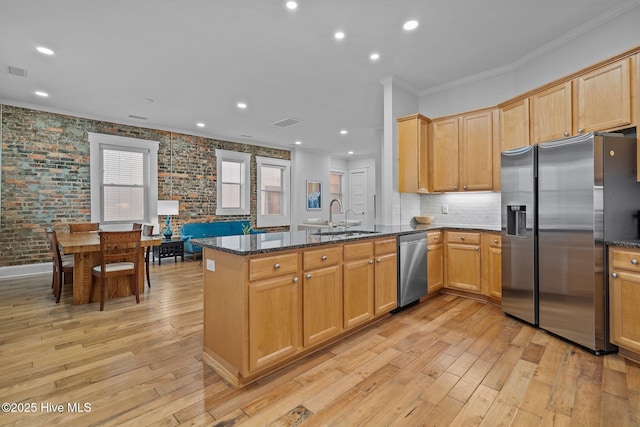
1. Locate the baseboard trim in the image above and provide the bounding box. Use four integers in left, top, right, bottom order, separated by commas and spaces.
0, 262, 51, 279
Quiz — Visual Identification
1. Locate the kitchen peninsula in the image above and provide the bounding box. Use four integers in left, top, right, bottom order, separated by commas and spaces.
193, 225, 423, 387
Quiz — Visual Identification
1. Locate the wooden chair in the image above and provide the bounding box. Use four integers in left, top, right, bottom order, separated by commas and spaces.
69, 222, 99, 233
45, 227, 74, 303
91, 230, 142, 311
132, 223, 152, 287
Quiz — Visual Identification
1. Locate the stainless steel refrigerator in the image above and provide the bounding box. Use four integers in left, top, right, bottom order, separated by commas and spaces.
502, 132, 640, 353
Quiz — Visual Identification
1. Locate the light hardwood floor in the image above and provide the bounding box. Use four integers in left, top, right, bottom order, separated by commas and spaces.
1, 260, 639, 426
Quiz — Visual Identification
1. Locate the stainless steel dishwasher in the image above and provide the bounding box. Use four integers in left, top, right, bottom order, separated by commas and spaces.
396, 232, 428, 310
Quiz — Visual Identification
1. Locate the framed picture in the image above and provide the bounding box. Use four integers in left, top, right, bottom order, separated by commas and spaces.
306, 180, 322, 210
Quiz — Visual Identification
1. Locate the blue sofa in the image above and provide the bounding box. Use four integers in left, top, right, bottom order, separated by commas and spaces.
180, 221, 265, 257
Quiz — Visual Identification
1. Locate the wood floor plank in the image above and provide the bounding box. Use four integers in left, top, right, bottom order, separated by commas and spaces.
2, 263, 640, 426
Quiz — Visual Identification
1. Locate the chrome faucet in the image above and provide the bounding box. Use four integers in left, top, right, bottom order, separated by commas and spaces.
329, 199, 343, 228
344, 209, 354, 228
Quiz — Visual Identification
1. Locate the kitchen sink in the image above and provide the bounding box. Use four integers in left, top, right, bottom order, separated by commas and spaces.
311, 230, 380, 237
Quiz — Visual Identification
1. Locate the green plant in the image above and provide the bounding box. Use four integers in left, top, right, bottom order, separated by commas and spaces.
242, 224, 252, 235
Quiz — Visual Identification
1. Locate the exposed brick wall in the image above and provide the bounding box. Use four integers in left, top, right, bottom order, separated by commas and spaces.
0, 105, 290, 267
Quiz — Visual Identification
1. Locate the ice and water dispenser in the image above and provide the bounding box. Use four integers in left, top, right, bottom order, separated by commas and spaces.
507, 205, 527, 237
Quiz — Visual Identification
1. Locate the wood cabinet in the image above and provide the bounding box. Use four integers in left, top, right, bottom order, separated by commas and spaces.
481, 232, 502, 301
444, 231, 482, 293
431, 109, 497, 192
500, 98, 530, 151
302, 247, 342, 347
609, 247, 640, 359
343, 241, 375, 329
374, 239, 398, 314
397, 114, 430, 193
427, 231, 443, 295
530, 81, 573, 144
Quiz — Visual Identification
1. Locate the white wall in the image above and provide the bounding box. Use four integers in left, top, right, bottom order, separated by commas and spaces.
290, 148, 331, 227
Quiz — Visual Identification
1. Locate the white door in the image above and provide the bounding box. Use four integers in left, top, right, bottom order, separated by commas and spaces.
349, 168, 369, 226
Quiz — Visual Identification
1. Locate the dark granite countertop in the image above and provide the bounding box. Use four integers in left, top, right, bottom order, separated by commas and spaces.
608, 240, 640, 249
192, 223, 501, 255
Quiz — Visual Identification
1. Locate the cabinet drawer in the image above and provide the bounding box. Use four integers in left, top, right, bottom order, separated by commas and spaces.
250, 253, 298, 281
610, 248, 640, 272
446, 231, 481, 244
427, 231, 443, 245
303, 246, 341, 270
374, 239, 397, 256
488, 234, 501, 248
344, 241, 374, 261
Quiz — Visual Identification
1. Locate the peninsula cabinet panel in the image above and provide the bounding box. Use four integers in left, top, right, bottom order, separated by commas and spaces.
398, 114, 430, 193
460, 109, 495, 191
431, 117, 460, 192
530, 81, 573, 144
343, 258, 375, 329
248, 274, 301, 373
303, 265, 342, 347
575, 57, 632, 133
500, 98, 530, 151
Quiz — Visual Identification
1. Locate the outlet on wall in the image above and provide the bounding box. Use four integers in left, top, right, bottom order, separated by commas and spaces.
442, 204, 449, 214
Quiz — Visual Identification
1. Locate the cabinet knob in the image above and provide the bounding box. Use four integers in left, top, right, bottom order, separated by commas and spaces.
493, 239, 498, 243
274, 263, 281, 269
369, 259, 374, 265
434, 237, 439, 241
428, 248, 432, 251
475, 247, 479, 251
564, 131, 570, 136
612, 272, 618, 278
460, 236, 465, 240
632, 259, 638, 265
578, 128, 584, 133
306, 274, 312, 279
321, 255, 328, 261
463, 185, 467, 190
293, 277, 299, 283
376, 258, 382, 263
454, 185, 458, 190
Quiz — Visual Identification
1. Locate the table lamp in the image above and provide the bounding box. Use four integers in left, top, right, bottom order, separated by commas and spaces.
157, 200, 179, 240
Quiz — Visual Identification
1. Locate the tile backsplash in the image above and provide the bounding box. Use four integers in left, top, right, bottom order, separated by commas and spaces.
418, 192, 501, 228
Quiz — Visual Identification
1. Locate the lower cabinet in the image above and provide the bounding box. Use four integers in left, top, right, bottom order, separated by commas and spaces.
343, 241, 375, 329
609, 247, 640, 358
427, 231, 444, 295
248, 273, 301, 372
374, 239, 398, 314
444, 231, 482, 293
482, 232, 502, 301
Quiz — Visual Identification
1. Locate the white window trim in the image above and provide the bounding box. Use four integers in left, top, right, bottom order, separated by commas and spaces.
330, 168, 347, 207
89, 132, 159, 230
216, 148, 251, 216
256, 156, 291, 227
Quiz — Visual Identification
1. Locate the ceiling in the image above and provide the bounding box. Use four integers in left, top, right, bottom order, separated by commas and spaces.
0, 0, 634, 158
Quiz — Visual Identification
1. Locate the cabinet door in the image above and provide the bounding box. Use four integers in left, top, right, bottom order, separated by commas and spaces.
610, 269, 640, 354
374, 252, 397, 314
431, 117, 460, 192
445, 243, 481, 293
343, 258, 374, 329
427, 243, 443, 295
500, 98, 530, 151
303, 265, 342, 347
487, 245, 502, 300
460, 110, 494, 191
398, 115, 430, 193
248, 275, 301, 372
530, 81, 572, 144
575, 58, 632, 133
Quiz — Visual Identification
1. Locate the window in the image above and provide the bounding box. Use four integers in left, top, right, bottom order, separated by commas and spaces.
256, 156, 290, 227
330, 172, 344, 213
216, 149, 251, 215
89, 133, 159, 228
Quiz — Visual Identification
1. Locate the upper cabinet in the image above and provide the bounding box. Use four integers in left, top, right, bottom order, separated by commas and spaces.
397, 114, 430, 193
530, 81, 573, 144
500, 98, 530, 151
432, 108, 497, 192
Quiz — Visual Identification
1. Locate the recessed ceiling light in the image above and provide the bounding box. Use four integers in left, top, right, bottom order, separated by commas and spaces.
237, 102, 247, 109
370, 53, 380, 61
36, 46, 54, 55
295, 140, 302, 145
340, 129, 348, 135
35, 91, 49, 97
403, 20, 419, 31
197, 122, 205, 128
334, 31, 345, 40
348, 151, 354, 155
144, 98, 154, 103
286, 1, 298, 10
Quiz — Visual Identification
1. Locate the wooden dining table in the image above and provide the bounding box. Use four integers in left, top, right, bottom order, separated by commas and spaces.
57, 231, 162, 305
